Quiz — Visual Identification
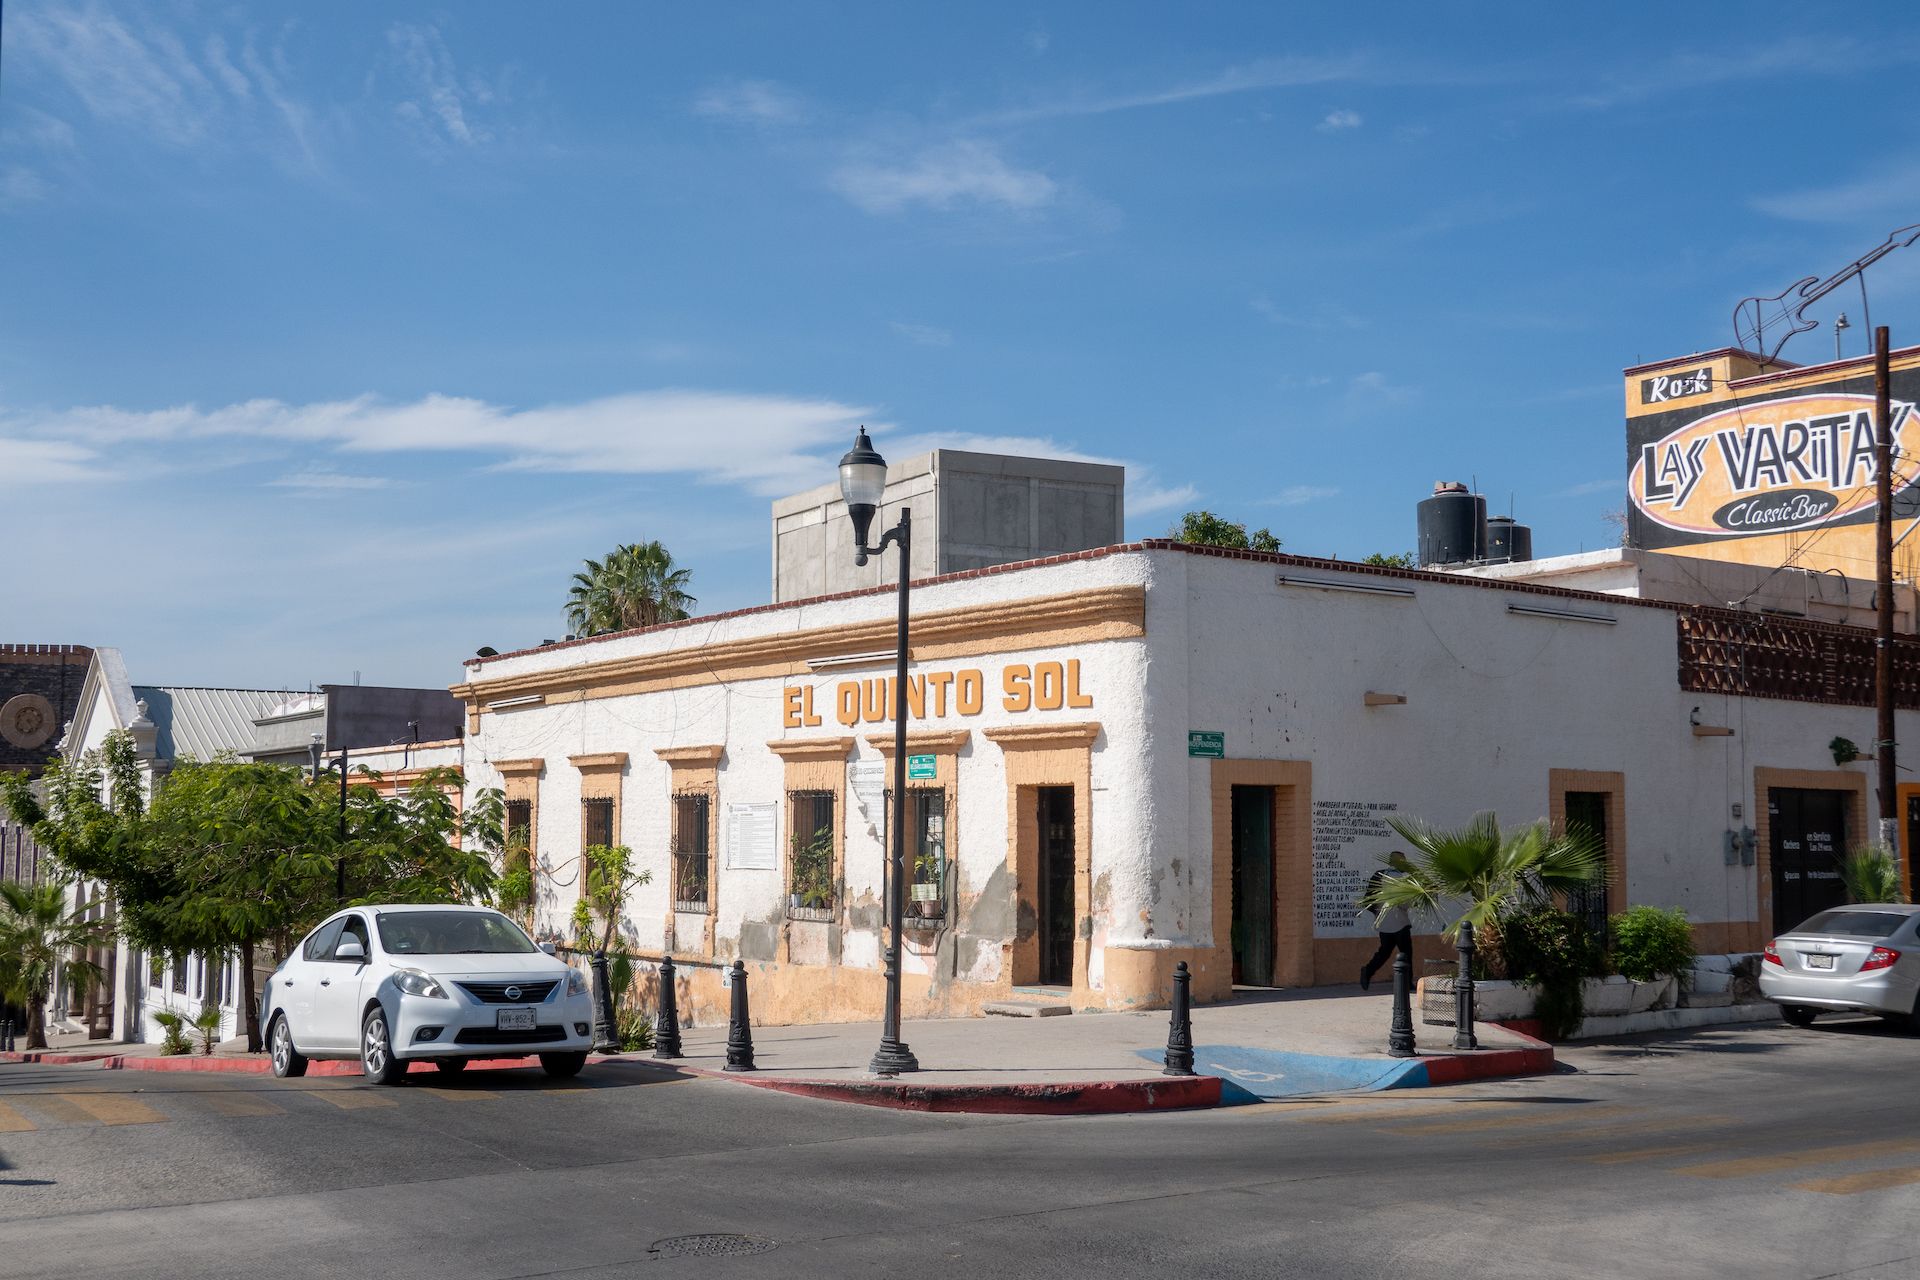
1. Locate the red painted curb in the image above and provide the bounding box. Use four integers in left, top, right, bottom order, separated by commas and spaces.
673, 1065, 1222, 1115
1416, 1024, 1555, 1086
3, 1051, 615, 1076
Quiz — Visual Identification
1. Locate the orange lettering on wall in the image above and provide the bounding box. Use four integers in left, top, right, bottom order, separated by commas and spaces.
1002, 664, 1032, 712
905, 675, 925, 719
925, 671, 952, 717
863, 678, 890, 723
956, 669, 984, 716
1033, 661, 1063, 711
801, 685, 823, 727
836, 681, 861, 727
783, 686, 804, 729
1066, 659, 1093, 709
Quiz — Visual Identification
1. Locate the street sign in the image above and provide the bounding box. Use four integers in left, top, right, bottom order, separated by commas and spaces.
1187, 731, 1225, 759
907, 753, 936, 779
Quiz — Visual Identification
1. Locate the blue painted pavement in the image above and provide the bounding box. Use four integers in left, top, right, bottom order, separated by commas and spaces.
1136, 1044, 1429, 1103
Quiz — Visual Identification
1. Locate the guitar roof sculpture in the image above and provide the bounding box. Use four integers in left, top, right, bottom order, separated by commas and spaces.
1733, 223, 1920, 365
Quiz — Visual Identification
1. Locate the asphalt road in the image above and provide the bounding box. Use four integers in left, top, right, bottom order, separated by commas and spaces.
2, 1017, 1916, 1280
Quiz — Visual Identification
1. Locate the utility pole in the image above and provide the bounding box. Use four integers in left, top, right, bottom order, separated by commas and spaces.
1874, 325, 1900, 867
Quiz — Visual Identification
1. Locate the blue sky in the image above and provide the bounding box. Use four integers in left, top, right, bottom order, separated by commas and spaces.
4, 2, 1919, 688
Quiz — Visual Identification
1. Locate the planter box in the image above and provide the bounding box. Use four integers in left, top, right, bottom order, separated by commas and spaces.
1465, 978, 1535, 1022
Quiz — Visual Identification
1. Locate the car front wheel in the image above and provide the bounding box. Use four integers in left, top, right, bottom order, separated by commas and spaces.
269, 1014, 308, 1079
361, 1007, 408, 1085
1781, 1004, 1818, 1027
539, 1051, 587, 1079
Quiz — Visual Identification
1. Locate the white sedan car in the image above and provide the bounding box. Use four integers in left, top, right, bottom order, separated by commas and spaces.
262, 903, 595, 1083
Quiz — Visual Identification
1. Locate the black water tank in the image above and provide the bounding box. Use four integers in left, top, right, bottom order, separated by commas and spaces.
1417, 482, 1486, 566
1486, 516, 1533, 564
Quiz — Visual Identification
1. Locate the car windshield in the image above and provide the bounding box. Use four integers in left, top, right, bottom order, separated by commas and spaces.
1793, 909, 1909, 940
376, 910, 538, 956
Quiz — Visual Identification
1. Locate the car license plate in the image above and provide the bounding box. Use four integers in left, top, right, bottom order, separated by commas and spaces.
497, 1008, 537, 1031
1808, 953, 1836, 970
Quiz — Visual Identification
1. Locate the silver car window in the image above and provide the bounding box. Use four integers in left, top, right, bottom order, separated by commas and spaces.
1794, 909, 1908, 939
303, 917, 346, 961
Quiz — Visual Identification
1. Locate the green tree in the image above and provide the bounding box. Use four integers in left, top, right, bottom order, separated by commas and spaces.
1366, 811, 1607, 943
1362, 551, 1418, 568
466, 787, 534, 919
570, 844, 652, 954
1, 732, 151, 909
0, 881, 114, 1049
565, 541, 696, 636
1167, 511, 1282, 552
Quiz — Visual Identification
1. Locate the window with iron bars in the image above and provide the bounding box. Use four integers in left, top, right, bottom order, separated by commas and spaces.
505, 799, 532, 849
885, 788, 948, 921
787, 790, 836, 918
672, 792, 712, 912
582, 796, 615, 850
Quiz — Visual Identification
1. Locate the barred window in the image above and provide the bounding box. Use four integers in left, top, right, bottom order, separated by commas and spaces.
788, 790, 836, 917
582, 796, 614, 850
505, 799, 532, 847
886, 788, 949, 921
672, 793, 711, 911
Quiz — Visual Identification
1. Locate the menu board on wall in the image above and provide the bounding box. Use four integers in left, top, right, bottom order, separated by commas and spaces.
726, 802, 777, 870
1311, 799, 1400, 938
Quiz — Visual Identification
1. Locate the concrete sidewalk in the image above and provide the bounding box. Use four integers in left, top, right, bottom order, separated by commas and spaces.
630, 986, 1552, 1113
4, 987, 1555, 1112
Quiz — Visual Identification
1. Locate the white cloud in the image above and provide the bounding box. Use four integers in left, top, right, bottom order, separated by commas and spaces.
268, 469, 395, 492
1128, 483, 1200, 516
1557, 478, 1620, 497
0, 167, 51, 208
1024, 25, 1051, 57
1250, 296, 1365, 329
975, 54, 1370, 126
1567, 35, 1913, 111
832, 140, 1056, 215
8, 390, 882, 497
1271, 485, 1339, 506
0, 437, 107, 485
1342, 371, 1418, 413
1318, 108, 1363, 131
0, 107, 79, 152
692, 78, 806, 126
1753, 164, 1920, 225
891, 321, 953, 347
388, 22, 491, 149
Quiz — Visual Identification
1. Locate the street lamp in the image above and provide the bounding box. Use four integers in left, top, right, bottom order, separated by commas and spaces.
839, 428, 920, 1077
306, 733, 348, 902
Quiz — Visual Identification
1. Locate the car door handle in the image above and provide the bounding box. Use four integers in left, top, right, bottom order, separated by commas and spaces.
319, 978, 331, 987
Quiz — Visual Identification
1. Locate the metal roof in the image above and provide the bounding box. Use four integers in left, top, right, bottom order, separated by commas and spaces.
132, 686, 304, 762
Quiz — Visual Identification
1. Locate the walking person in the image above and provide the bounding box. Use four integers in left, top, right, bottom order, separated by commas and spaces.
1360, 866, 1412, 991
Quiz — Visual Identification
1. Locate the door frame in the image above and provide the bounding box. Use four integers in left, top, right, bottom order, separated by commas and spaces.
1229, 785, 1277, 986
985, 723, 1097, 1005
1209, 760, 1312, 988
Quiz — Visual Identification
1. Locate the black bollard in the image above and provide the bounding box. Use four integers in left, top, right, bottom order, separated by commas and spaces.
590, 951, 620, 1054
1453, 928, 1479, 1052
1388, 947, 1417, 1058
724, 960, 755, 1072
653, 954, 683, 1059
1163, 961, 1196, 1076
2, 1019, 11, 1052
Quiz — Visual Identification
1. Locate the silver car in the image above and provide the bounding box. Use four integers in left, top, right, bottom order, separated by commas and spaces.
1759, 903, 1920, 1028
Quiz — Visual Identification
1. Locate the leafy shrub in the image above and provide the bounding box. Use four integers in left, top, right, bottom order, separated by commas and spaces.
1841, 847, 1905, 904
193, 1002, 223, 1055
153, 1010, 191, 1056
1608, 906, 1696, 982
1496, 906, 1601, 1040
615, 1006, 654, 1053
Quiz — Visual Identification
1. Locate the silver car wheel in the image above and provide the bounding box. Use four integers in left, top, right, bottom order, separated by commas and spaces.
272, 1019, 290, 1073
364, 1015, 388, 1074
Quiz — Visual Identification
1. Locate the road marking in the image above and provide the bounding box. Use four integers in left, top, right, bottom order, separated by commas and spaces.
307, 1089, 397, 1111
1678, 1137, 1920, 1180
1580, 1143, 1715, 1166
0, 1102, 37, 1132
1488, 1114, 1735, 1148
1795, 1166, 1920, 1195
413, 1086, 500, 1102
199, 1092, 285, 1118
57, 1093, 166, 1126
1392, 1105, 1630, 1136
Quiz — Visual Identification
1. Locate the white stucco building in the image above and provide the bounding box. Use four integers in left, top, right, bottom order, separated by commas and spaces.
452, 538, 1917, 1028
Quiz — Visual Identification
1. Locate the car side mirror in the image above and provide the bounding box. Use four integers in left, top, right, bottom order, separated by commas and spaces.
335, 939, 366, 963
539, 942, 557, 956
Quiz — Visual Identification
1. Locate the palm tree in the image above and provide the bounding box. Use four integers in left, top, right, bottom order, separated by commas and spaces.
564, 541, 696, 637
1366, 811, 1606, 942
0, 881, 115, 1050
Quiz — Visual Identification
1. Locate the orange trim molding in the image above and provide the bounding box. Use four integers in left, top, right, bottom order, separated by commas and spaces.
864, 730, 971, 755
767, 737, 856, 762
655, 745, 725, 765
983, 722, 1100, 749
568, 752, 628, 771
493, 758, 546, 777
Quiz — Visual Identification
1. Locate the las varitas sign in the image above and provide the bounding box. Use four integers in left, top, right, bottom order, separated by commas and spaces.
783, 660, 1093, 728
1630, 393, 1917, 536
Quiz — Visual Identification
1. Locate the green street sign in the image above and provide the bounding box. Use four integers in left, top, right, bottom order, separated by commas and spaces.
1187, 731, 1225, 759
907, 753, 937, 780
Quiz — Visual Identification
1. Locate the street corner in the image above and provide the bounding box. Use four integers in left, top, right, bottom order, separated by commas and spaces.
1139, 1038, 1554, 1103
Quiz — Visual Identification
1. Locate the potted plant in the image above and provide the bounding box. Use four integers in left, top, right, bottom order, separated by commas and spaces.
790, 827, 834, 913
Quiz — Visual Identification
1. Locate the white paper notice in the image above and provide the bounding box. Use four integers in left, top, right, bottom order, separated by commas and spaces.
726, 802, 777, 870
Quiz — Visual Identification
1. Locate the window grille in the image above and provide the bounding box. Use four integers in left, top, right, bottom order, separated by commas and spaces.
885, 787, 949, 922
672, 793, 711, 911
582, 796, 615, 850
787, 790, 836, 918
505, 799, 532, 847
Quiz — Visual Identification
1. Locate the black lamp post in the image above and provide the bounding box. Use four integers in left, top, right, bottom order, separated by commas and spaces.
306, 735, 348, 902
839, 428, 920, 1077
